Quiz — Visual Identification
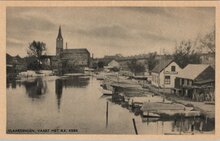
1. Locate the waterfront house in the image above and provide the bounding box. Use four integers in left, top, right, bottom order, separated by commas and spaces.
174, 64, 215, 101
151, 59, 182, 91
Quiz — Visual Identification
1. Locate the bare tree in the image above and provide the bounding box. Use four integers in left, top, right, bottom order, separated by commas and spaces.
200, 27, 215, 53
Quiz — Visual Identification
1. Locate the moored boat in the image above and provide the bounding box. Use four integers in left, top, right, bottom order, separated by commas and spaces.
102, 89, 113, 96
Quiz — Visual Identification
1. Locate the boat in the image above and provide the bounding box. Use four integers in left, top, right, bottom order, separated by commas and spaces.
141, 102, 186, 111
102, 89, 113, 96
141, 117, 160, 122
96, 72, 117, 80
183, 110, 201, 117
141, 102, 201, 118
64, 73, 88, 77
142, 111, 160, 118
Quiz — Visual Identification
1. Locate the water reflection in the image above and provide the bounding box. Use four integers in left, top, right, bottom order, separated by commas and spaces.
62, 76, 89, 88
55, 79, 63, 111
22, 78, 47, 99
171, 117, 215, 133
54, 77, 90, 111
6, 80, 17, 89
6, 76, 215, 134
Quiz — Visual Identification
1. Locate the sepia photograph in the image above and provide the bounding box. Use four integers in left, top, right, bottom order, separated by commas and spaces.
6, 7, 215, 135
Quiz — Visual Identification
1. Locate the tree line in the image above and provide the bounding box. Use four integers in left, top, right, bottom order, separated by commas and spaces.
26, 27, 215, 72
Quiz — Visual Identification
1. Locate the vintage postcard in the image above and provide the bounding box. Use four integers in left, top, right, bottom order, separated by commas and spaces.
0, 0, 219, 140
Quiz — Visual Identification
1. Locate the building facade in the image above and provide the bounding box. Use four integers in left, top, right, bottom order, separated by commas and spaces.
151, 59, 182, 89
174, 64, 215, 101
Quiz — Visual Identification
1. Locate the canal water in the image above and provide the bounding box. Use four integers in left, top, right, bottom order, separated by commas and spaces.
7, 76, 214, 134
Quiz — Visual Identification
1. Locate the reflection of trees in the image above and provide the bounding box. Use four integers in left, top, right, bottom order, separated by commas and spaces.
54, 77, 89, 111
62, 77, 89, 88
55, 79, 63, 111
22, 78, 47, 99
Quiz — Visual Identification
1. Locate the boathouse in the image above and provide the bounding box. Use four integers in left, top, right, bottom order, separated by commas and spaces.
174, 64, 215, 101
151, 59, 181, 91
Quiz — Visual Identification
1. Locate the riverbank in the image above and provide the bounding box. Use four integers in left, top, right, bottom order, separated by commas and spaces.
147, 84, 215, 119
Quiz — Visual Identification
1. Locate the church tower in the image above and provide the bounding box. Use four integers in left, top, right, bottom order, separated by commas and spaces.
56, 26, 63, 56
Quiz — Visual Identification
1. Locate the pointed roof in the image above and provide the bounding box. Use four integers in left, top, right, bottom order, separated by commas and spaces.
151, 59, 173, 73
178, 64, 211, 80
57, 26, 63, 39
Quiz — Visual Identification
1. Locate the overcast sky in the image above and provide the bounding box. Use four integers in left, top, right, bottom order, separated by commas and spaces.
6, 7, 215, 58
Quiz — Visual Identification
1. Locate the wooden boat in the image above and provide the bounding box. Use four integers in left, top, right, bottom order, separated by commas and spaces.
102, 89, 113, 96
141, 102, 200, 118
142, 111, 160, 118
141, 117, 160, 122
141, 102, 186, 111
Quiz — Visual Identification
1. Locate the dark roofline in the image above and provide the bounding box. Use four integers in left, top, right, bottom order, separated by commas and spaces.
63, 48, 89, 52
151, 59, 174, 73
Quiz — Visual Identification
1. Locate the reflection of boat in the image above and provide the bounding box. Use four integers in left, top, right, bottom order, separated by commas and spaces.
102, 89, 113, 96
141, 117, 160, 122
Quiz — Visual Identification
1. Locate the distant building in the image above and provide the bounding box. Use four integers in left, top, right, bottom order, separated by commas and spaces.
6, 53, 27, 81
151, 59, 182, 90
175, 64, 215, 101
104, 60, 120, 71
51, 26, 90, 74
6, 54, 27, 73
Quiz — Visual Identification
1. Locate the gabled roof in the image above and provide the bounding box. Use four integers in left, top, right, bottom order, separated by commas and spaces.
151, 59, 173, 73
177, 64, 210, 80
108, 60, 119, 66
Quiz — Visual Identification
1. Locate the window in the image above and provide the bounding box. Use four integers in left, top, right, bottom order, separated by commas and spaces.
164, 76, 171, 84
171, 66, 176, 72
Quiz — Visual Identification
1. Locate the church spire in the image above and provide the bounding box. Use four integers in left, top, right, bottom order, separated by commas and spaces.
56, 25, 63, 56
57, 25, 63, 39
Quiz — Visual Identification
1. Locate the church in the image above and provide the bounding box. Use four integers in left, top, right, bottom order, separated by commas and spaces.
51, 26, 91, 74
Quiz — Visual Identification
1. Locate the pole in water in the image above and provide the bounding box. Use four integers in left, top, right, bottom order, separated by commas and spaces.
106, 101, 109, 128
132, 118, 138, 135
